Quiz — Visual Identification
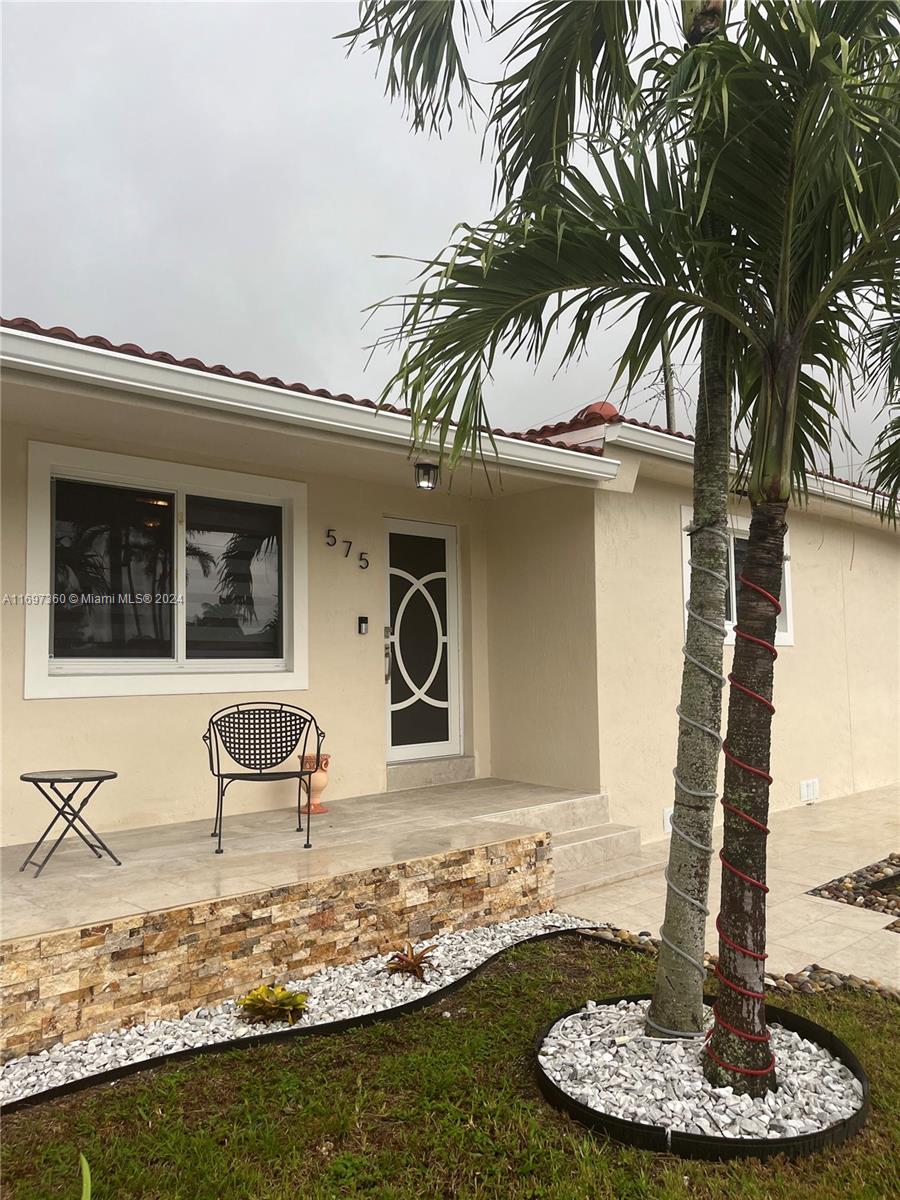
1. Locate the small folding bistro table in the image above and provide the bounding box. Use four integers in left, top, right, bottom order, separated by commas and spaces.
19, 770, 122, 877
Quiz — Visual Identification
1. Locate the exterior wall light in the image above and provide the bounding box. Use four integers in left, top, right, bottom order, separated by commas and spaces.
414, 462, 439, 491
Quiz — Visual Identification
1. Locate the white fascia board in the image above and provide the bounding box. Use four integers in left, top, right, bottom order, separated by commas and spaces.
603, 418, 879, 512
602, 421, 695, 463
0, 328, 620, 486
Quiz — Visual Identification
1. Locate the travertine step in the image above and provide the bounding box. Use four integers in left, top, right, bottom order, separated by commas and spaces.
555, 846, 669, 900
478, 792, 609, 835
553, 822, 642, 874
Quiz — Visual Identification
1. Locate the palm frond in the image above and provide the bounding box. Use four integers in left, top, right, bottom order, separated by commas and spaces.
868, 406, 900, 522
340, 1, 491, 132
374, 145, 751, 468
489, 0, 651, 197
656, 0, 900, 500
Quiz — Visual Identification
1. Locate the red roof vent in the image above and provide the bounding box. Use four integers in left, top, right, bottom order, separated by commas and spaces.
572, 399, 620, 424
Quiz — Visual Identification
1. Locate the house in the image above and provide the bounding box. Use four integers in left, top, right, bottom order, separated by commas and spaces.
2, 315, 898, 1058
2, 316, 898, 852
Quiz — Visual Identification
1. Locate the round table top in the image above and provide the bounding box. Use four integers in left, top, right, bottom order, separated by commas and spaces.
20, 770, 117, 783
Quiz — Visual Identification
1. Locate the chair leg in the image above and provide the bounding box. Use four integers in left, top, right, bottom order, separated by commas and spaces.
297, 777, 304, 832
211, 778, 221, 838
304, 778, 312, 850
214, 779, 224, 854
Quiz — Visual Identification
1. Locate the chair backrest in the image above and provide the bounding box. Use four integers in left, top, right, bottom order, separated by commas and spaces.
206, 702, 317, 773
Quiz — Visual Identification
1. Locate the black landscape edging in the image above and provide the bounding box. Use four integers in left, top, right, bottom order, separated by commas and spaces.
534, 993, 870, 1162
1, 926, 598, 1116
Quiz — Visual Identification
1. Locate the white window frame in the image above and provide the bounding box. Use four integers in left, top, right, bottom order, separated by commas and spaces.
680, 506, 794, 647
24, 442, 308, 698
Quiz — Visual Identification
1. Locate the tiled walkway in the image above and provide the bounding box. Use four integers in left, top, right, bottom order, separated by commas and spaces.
559, 785, 900, 986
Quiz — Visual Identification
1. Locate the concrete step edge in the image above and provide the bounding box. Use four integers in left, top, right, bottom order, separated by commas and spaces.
476, 792, 610, 833
553, 822, 640, 847
554, 856, 668, 899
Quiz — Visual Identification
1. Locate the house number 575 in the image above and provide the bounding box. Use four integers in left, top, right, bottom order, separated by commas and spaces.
326, 529, 369, 569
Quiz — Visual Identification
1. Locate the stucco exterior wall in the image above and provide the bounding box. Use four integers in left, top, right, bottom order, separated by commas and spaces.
594, 461, 900, 843
0, 406, 493, 846
2, 377, 895, 854
486, 486, 603, 793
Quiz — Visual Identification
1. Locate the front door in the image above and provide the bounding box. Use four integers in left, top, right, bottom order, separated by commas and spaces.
385, 519, 461, 762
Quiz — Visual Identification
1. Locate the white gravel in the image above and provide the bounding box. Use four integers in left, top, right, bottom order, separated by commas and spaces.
538, 999, 864, 1140
0, 911, 589, 1105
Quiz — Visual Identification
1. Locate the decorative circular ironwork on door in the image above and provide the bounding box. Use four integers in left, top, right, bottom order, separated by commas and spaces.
387, 531, 450, 749
390, 570, 448, 712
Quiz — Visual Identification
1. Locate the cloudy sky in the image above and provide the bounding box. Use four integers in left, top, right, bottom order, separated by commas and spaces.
0, 2, 882, 466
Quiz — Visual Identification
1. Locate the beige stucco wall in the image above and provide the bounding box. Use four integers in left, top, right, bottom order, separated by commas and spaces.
2, 377, 896, 853
594, 457, 900, 842
486, 486, 603, 793
0, 401, 494, 846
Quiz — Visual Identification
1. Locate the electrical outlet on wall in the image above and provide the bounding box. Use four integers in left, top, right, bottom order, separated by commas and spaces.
663, 806, 674, 833
800, 778, 820, 803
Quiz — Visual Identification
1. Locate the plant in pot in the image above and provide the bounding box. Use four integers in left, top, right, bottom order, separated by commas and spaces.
301, 752, 330, 814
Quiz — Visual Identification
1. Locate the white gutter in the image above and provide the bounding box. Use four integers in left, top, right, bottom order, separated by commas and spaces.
0, 327, 620, 486
602, 420, 695, 463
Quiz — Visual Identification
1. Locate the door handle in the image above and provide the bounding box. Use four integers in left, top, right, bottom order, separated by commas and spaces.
384, 625, 393, 684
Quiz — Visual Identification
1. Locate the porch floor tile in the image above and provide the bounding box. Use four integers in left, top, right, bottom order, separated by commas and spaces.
1, 778, 586, 940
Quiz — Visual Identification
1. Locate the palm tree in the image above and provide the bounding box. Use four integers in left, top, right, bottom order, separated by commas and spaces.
345, 0, 734, 1042
349, 0, 899, 1094
684, 2, 899, 1093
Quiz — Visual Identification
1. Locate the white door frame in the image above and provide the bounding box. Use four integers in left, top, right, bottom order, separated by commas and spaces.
385, 517, 462, 763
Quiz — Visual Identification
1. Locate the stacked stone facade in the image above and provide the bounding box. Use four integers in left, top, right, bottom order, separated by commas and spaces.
0, 834, 551, 1060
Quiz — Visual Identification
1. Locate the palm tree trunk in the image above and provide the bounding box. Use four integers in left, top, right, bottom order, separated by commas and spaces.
647, 315, 730, 1037
704, 499, 787, 1096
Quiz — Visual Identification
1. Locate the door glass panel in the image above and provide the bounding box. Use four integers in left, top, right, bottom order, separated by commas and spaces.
389, 532, 450, 747
186, 495, 283, 659
52, 479, 175, 658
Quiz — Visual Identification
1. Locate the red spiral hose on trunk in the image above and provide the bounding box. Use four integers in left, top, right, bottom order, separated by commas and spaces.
707, 574, 780, 1078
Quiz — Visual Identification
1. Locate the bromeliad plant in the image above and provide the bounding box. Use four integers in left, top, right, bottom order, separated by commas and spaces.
387, 941, 437, 982
236, 984, 309, 1025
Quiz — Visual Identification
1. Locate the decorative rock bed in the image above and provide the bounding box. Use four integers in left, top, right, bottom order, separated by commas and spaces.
540, 999, 862, 1136
808, 853, 900, 932
0, 912, 585, 1108
2, 913, 894, 1115
536, 998, 868, 1161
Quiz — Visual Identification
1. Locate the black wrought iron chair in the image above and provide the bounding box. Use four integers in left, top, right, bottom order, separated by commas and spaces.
202, 702, 326, 854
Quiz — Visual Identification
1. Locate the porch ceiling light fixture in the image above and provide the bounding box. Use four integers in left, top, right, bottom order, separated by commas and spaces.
414, 461, 439, 491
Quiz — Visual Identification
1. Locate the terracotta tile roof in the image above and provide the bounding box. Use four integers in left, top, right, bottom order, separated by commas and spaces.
0, 317, 881, 489
524, 407, 695, 444
0, 315, 607, 461
522, 398, 881, 497
0, 315, 409, 415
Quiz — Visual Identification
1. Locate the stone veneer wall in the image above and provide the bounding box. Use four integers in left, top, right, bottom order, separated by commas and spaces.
0, 833, 551, 1061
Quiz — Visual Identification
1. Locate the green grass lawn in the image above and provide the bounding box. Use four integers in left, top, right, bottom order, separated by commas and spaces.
3, 935, 898, 1200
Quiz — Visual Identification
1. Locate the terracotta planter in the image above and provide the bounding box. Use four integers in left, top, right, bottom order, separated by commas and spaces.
300, 754, 330, 814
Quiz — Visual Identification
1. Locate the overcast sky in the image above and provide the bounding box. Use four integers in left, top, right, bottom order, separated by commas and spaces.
0, 2, 882, 468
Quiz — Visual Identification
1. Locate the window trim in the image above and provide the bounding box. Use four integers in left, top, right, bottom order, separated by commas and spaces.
25, 442, 308, 697
680, 506, 794, 647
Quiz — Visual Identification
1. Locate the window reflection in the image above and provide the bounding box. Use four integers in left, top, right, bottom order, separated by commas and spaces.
52, 479, 175, 657
185, 495, 282, 659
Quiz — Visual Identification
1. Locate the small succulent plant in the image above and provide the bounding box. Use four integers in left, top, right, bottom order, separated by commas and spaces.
236, 984, 308, 1025
387, 941, 437, 982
